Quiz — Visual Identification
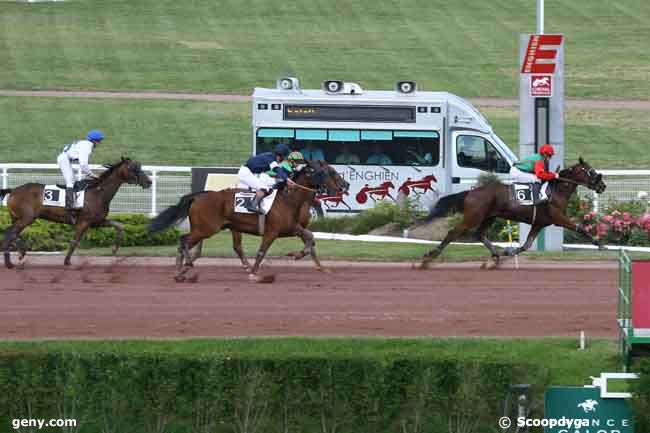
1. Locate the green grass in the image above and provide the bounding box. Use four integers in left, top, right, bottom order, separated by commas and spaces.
0, 338, 619, 386
1, 0, 649, 99
0, 97, 251, 166
3, 97, 650, 169
78, 230, 650, 262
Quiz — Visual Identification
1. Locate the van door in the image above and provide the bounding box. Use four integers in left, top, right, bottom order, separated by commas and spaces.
450, 131, 512, 194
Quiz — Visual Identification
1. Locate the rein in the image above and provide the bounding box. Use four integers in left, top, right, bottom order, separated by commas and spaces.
287, 181, 317, 193
556, 176, 586, 187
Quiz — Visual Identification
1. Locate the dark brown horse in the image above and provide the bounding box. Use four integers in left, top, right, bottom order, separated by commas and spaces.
0, 158, 151, 268
419, 158, 607, 268
149, 160, 348, 282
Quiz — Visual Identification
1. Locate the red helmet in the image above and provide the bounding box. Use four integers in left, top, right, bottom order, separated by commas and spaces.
539, 144, 555, 156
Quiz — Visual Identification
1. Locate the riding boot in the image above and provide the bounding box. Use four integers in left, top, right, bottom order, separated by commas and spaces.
65, 187, 77, 224
245, 191, 265, 213
533, 182, 548, 205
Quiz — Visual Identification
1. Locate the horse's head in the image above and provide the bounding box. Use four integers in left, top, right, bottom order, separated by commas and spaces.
295, 160, 348, 196
116, 157, 152, 189
562, 157, 606, 194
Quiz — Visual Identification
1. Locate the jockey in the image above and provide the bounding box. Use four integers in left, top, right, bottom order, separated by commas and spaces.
510, 143, 558, 201
56, 130, 103, 223
238, 143, 295, 213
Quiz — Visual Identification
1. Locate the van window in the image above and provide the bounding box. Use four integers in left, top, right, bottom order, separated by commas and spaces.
256, 128, 440, 167
456, 135, 509, 173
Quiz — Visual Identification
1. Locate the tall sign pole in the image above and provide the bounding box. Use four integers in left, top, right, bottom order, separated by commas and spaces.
519, 2, 565, 251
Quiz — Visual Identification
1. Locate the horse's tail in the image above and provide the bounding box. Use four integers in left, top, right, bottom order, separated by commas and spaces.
425, 190, 469, 222
0, 189, 12, 201
148, 191, 204, 232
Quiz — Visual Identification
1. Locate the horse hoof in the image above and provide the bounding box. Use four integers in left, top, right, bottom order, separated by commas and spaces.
5, 262, 14, 270
249, 273, 275, 284
64, 260, 71, 267
316, 266, 331, 273
174, 274, 186, 283
482, 258, 499, 270
186, 272, 199, 283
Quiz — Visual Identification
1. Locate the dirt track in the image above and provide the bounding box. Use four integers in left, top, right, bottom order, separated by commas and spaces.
2, 90, 650, 110
0, 256, 618, 339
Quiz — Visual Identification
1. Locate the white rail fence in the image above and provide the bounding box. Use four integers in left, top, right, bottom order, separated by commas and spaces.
1, 163, 192, 216
1, 165, 650, 216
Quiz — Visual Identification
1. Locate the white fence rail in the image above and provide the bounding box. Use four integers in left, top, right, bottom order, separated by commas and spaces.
586, 170, 650, 213
1, 163, 192, 215
2, 164, 650, 216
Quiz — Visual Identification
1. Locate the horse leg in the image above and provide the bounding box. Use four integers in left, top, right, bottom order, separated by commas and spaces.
287, 230, 309, 260
473, 217, 503, 269
419, 221, 473, 270
189, 240, 204, 265
508, 224, 543, 256
64, 221, 90, 266
100, 219, 124, 255
295, 225, 326, 272
3, 218, 32, 269
3, 226, 19, 269
176, 230, 215, 282
231, 231, 251, 271
249, 232, 278, 277
15, 236, 28, 262
551, 213, 605, 249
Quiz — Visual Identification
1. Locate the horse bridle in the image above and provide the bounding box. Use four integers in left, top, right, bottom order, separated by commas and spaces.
557, 165, 600, 190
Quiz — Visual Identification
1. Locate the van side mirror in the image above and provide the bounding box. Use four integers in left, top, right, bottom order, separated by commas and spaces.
496, 159, 510, 173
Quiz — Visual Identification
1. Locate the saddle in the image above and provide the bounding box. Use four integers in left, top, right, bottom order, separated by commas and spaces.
55, 179, 90, 192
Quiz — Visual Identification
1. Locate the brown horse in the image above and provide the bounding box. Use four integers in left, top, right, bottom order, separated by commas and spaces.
0, 158, 152, 268
149, 160, 348, 282
419, 158, 607, 268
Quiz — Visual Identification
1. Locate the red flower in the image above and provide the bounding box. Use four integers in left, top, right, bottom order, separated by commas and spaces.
597, 223, 609, 237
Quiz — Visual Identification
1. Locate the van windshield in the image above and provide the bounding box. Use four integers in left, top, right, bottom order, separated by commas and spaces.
256, 128, 440, 166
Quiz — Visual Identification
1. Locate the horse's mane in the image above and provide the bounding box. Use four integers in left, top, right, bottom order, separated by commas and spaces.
86, 158, 130, 189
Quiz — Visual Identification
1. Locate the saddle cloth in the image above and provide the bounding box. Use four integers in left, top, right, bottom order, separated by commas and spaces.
43, 185, 85, 209
234, 189, 277, 214
512, 183, 534, 205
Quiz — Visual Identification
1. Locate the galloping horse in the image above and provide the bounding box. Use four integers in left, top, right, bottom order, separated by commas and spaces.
149, 160, 348, 282
419, 158, 607, 268
0, 158, 152, 268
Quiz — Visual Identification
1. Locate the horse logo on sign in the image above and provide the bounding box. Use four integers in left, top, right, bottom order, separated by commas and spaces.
578, 399, 599, 413
531, 74, 552, 97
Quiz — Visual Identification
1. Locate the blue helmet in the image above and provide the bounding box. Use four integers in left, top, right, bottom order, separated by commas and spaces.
273, 143, 290, 157
87, 130, 104, 142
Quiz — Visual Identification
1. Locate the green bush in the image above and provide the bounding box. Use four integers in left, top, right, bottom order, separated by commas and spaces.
0, 209, 178, 251
310, 200, 422, 235
79, 214, 179, 248
0, 351, 549, 433
631, 359, 650, 431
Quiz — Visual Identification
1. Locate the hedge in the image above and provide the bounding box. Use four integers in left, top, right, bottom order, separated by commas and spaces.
0, 209, 178, 251
632, 359, 650, 432
0, 352, 549, 433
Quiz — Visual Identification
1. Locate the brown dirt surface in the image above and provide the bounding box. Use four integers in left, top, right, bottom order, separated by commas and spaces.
0, 256, 618, 339
1, 90, 650, 110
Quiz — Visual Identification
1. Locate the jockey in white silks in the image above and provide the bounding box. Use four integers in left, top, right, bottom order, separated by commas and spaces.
56, 130, 103, 223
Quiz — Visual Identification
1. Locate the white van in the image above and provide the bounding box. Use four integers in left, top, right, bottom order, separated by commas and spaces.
252, 78, 517, 214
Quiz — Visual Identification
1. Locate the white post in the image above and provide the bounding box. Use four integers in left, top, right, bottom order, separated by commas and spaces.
2, 168, 7, 206
537, 0, 544, 34
150, 170, 158, 216
593, 190, 599, 214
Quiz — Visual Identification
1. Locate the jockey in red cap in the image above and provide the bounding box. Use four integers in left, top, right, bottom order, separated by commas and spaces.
510, 143, 559, 202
